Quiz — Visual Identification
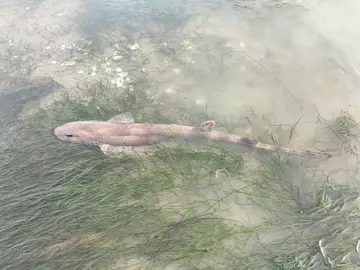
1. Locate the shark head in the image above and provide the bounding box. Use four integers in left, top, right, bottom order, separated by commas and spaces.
53, 113, 136, 147
53, 121, 97, 145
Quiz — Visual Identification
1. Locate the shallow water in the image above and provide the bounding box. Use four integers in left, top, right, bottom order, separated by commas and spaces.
1, 0, 360, 269
2, 0, 359, 133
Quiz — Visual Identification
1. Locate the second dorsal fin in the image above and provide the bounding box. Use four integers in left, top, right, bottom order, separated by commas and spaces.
196, 120, 216, 132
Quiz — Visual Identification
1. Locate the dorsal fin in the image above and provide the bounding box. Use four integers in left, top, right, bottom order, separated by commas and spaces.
197, 120, 216, 132
107, 112, 135, 124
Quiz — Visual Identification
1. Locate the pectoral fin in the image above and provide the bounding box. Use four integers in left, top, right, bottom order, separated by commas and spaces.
197, 120, 216, 132
99, 144, 152, 158
107, 112, 135, 124
102, 113, 135, 156
99, 143, 132, 156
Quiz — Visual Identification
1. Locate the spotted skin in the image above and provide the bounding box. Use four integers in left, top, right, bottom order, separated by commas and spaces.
53, 113, 332, 159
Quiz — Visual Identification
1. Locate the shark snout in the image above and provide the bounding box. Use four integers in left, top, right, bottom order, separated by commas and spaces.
53, 124, 75, 141
53, 126, 61, 138
52, 128, 65, 142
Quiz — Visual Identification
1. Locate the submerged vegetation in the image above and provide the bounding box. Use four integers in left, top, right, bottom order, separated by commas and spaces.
0, 80, 360, 270
1, 0, 360, 268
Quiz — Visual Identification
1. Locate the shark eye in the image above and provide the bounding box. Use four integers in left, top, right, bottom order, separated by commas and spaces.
65, 134, 74, 138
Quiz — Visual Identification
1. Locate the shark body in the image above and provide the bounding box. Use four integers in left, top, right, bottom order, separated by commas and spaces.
53, 112, 331, 159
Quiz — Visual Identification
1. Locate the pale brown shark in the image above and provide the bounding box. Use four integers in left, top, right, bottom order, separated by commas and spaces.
53, 112, 332, 159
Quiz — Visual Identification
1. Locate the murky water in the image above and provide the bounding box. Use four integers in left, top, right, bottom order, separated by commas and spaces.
1, 0, 360, 269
